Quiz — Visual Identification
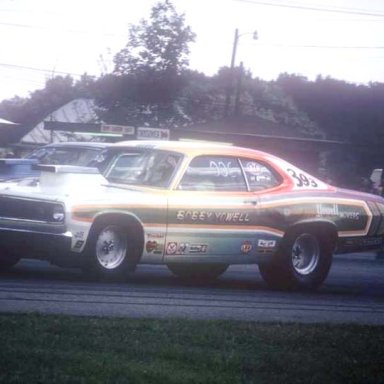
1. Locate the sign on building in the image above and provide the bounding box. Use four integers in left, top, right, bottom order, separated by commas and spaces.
137, 127, 170, 141
101, 124, 135, 135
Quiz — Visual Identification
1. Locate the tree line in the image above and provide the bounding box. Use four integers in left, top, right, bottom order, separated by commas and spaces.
1, 0, 383, 188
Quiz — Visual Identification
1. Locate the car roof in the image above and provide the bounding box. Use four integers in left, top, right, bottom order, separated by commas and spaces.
112, 140, 273, 159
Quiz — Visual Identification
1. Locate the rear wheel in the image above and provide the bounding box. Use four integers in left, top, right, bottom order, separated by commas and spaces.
83, 222, 140, 280
167, 263, 228, 281
258, 228, 333, 291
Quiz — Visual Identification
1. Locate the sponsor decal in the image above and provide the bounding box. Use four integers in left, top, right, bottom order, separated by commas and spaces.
147, 233, 165, 239
145, 241, 164, 254
241, 241, 252, 254
316, 204, 338, 216
146, 241, 157, 253
316, 204, 361, 220
176, 210, 250, 224
74, 231, 85, 239
73, 240, 84, 249
189, 244, 208, 254
166, 242, 178, 255
257, 239, 276, 248
166, 242, 207, 255
258, 248, 274, 254
177, 243, 188, 254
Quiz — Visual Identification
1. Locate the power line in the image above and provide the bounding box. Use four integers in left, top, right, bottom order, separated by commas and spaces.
1, 76, 45, 87
0, 21, 46, 30
0, 62, 90, 78
0, 20, 125, 37
234, 0, 384, 17
260, 43, 384, 49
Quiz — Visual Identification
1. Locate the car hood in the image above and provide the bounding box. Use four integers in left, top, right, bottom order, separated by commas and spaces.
0, 165, 156, 203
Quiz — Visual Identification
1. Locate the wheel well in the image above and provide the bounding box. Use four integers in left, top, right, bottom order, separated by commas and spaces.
89, 213, 144, 254
283, 221, 338, 251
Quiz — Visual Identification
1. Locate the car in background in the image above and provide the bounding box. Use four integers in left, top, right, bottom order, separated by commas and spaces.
26, 142, 109, 166
0, 158, 39, 182
0, 140, 383, 291
0, 142, 110, 183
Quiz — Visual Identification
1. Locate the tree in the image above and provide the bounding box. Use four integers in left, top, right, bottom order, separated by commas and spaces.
275, 74, 384, 187
0, 74, 97, 144
111, 0, 195, 108
113, 0, 195, 76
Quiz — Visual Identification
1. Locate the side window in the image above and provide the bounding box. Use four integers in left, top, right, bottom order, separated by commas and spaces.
178, 156, 247, 192
142, 153, 180, 187
106, 151, 181, 188
240, 159, 281, 191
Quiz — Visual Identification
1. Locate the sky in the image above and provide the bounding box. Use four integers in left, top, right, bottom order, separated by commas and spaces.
1, 0, 384, 102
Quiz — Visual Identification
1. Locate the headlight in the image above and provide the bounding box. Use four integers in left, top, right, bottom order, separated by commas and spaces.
52, 205, 65, 222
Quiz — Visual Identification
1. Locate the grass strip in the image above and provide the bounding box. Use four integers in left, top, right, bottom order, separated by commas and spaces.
0, 313, 383, 383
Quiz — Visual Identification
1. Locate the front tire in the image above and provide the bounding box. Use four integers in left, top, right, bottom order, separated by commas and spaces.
258, 228, 333, 291
83, 223, 139, 280
167, 263, 228, 281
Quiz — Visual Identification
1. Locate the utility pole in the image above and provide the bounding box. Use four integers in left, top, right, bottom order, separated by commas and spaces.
224, 28, 239, 117
234, 61, 244, 116
230, 28, 239, 72
224, 28, 258, 118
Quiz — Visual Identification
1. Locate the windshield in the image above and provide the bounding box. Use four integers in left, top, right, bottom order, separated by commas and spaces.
104, 149, 182, 188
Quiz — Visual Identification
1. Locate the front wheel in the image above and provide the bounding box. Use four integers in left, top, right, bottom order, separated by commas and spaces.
83, 223, 139, 280
166, 263, 228, 281
258, 229, 333, 291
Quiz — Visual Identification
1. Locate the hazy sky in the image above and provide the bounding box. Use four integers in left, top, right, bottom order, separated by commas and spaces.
1, 0, 384, 102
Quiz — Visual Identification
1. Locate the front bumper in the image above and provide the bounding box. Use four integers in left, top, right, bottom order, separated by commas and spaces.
0, 227, 77, 267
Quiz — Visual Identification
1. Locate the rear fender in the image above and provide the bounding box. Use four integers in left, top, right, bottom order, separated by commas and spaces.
282, 219, 338, 251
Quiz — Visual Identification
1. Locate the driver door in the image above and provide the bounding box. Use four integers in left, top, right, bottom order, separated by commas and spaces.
165, 155, 260, 262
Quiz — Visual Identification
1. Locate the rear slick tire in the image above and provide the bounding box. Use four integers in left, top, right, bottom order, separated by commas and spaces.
258, 229, 333, 291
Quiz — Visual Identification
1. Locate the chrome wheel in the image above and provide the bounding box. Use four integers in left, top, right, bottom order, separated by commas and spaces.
291, 233, 320, 275
259, 228, 334, 291
95, 225, 127, 270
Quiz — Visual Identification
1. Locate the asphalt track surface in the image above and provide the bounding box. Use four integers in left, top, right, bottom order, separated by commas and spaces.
1, 253, 384, 324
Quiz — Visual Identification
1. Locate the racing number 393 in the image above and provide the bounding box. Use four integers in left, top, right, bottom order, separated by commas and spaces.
287, 168, 318, 188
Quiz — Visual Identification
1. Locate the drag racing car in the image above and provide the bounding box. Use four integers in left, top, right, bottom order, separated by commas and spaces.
0, 140, 383, 290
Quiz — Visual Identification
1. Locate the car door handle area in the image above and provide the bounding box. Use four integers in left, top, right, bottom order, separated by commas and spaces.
244, 199, 258, 206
